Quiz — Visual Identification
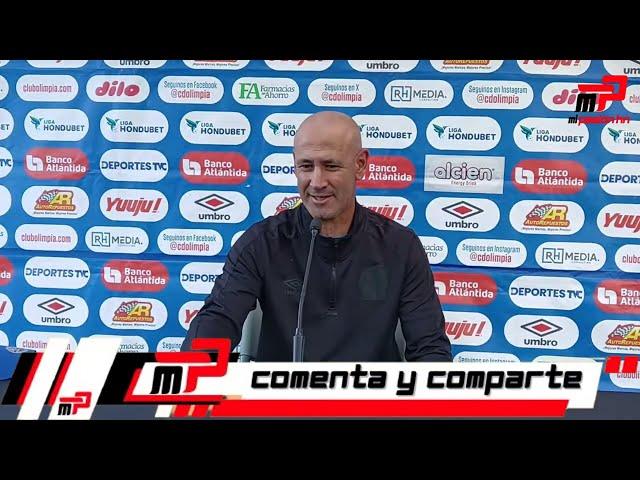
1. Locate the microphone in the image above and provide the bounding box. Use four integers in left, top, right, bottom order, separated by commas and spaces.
293, 218, 321, 362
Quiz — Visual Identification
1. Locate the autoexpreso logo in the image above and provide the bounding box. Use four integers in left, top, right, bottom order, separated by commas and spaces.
100, 149, 168, 183
356, 196, 414, 227
0, 108, 13, 140
180, 262, 224, 294
430, 60, 504, 73
157, 337, 184, 353
264, 60, 333, 71
262, 113, 311, 147
102, 260, 168, 293
592, 320, 640, 354
426, 116, 501, 151
232, 77, 299, 106
418, 236, 448, 265
456, 238, 527, 269
183, 60, 250, 70
17, 75, 78, 102
0, 293, 12, 324
179, 190, 250, 223
601, 120, 640, 155
23, 294, 88, 328
180, 152, 250, 185
595, 280, 640, 314
353, 115, 417, 149
24, 257, 90, 289
514, 118, 588, 153
512, 160, 586, 195
509, 200, 585, 235
180, 111, 250, 145
24, 109, 88, 141
22, 186, 89, 219
100, 110, 168, 143
179, 300, 204, 330
260, 192, 302, 217
0, 147, 12, 178
158, 75, 223, 104
99, 297, 167, 330
0, 185, 10, 216
104, 60, 166, 69
424, 155, 504, 194
262, 153, 296, 186
16, 332, 76, 352
443, 311, 492, 346
348, 60, 419, 72
0, 256, 13, 286
24, 148, 88, 181
308, 78, 375, 107
504, 315, 579, 350
85, 226, 149, 254
509, 276, 584, 310
100, 189, 168, 222
384, 79, 453, 109
157, 228, 223, 257
541, 82, 612, 112
357, 156, 415, 189
462, 80, 533, 110
433, 272, 497, 306
517, 60, 591, 75
535, 242, 606, 271
603, 60, 640, 78
27, 60, 88, 69
86, 75, 149, 103
623, 84, 640, 113
597, 204, 640, 238
616, 245, 640, 273
15, 224, 78, 251
426, 197, 500, 232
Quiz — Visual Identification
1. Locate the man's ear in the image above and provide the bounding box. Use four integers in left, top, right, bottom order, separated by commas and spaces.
355, 149, 369, 180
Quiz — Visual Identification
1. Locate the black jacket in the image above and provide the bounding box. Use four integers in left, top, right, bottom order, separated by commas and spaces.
182, 202, 452, 362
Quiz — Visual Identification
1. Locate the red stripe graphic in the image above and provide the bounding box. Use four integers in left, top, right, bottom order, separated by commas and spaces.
47, 353, 74, 405
17, 353, 43, 406
605, 356, 639, 374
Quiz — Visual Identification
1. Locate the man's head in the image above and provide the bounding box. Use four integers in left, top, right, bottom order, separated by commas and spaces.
293, 111, 368, 229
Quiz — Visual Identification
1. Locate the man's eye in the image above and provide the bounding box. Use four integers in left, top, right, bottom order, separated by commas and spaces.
297, 164, 313, 171
326, 164, 340, 171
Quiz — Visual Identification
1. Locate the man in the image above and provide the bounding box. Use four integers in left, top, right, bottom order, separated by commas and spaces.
183, 111, 452, 362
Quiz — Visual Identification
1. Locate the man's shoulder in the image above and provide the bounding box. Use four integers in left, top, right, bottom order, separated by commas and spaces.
361, 205, 418, 245
231, 208, 299, 254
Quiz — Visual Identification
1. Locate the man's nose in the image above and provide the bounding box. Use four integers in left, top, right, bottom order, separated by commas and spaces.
309, 166, 328, 188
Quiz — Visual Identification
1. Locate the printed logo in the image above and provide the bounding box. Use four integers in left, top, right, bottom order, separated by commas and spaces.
603, 60, 640, 78
86, 75, 149, 103
512, 160, 586, 194
595, 280, 640, 314
264, 60, 333, 71
357, 156, 415, 189
262, 113, 311, 147
232, 77, 299, 106
156, 337, 184, 353
178, 300, 204, 330
0, 108, 13, 140
24, 148, 88, 180
426, 197, 500, 232
261, 153, 296, 186
505, 315, 579, 350
426, 116, 501, 151
102, 260, 169, 293
179, 190, 250, 223
542, 82, 612, 112
180, 262, 224, 294
260, 192, 302, 217
308, 78, 375, 107
16, 75, 78, 102
615, 245, 640, 273
180, 111, 250, 145
27, 60, 88, 68
424, 155, 504, 194
454, 352, 519, 363
384, 79, 453, 108
443, 311, 492, 346
15, 332, 76, 352
352, 114, 417, 149
348, 60, 419, 72
509, 276, 584, 310
434, 272, 497, 305
23, 294, 88, 328
418, 236, 448, 265
157, 228, 223, 257
430, 60, 503, 73
100, 189, 168, 222
100, 297, 167, 330
509, 200, 585, 235
104, 60, 166, 69
85, 226, 149, 254
517, 60, 591, 75
456, 238, 527, 268
0, 256, 13, 286
100, 110, 168, 143
535, 242, 606, 271
514, 117, 589, 153
0, 75, 8, 101
15, 224, 78, 251
601, 120, 640, 155
0, 146, 12, 178
22, 186, 89, 219
23, 256, 90, 289
462, 80, 533, 110
99, 149, 168, 183
623, 84, 640, 113
597, 203, 640, 238
0, 293, 12, 324
356, 196, 414, 227
24, 108, 88, 141
592, 320, 640, 354
180, 152, 249, 185
0, 185, 11, 216
158, 75, 223, 104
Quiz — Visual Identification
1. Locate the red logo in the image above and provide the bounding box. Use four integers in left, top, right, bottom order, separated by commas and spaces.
0, 256, 12, 286
595, 280, 640, 314
445, 320, 488, 341
102, 260, 168, 292
24, 148, 88, 180
357, 156, 415, 189
95, 80, 141, 98
434, 272, 497, 305
184, 308, 200, 326
577, 75, 627, 112
512, 160, 586, 194
105, 197, 163, 216
180, 152, 250, 185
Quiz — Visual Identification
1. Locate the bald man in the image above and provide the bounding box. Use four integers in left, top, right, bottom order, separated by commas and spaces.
183, 111, 452, 362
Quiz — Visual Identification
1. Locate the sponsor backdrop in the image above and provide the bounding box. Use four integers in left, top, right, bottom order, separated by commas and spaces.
0, 60, 639, 393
